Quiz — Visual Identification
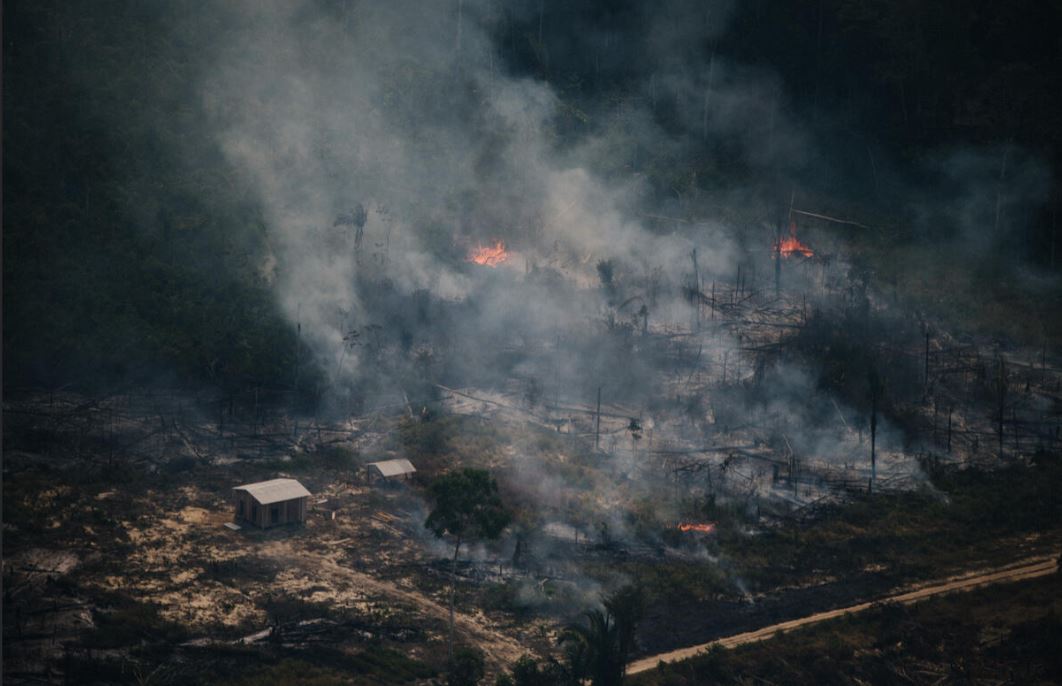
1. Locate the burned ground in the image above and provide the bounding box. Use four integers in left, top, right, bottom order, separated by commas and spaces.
631, 566, 1062, 685
6, 2, 1062, 684
4, 270, 1061, 684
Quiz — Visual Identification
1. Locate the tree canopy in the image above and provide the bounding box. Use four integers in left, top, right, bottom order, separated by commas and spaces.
425, 468, 512, 545
561, 585, 646, 686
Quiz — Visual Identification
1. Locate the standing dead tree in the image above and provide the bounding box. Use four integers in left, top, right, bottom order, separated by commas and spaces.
868, 368, 882, 494
996, 356, 1007, 461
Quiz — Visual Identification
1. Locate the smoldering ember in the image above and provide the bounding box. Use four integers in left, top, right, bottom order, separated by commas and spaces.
4, 3, 1062, 685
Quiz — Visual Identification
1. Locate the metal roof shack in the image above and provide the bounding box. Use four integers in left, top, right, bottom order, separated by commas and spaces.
366, 459, 416, 483
232, 478, 311, 528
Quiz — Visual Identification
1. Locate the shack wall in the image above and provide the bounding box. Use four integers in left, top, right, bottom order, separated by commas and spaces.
234, 494, 307, 528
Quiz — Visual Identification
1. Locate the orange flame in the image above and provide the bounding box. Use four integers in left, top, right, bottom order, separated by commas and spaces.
467, 240, 510, 267
677, 522, 716, 534
775, 221, 813, 258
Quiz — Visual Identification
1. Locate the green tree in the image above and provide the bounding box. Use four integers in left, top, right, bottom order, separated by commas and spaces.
563, 608, 619, 686
447, 647, 486, 686
561, 586, 646, 686
425, 468, 512, 661
508, 655, 571, 686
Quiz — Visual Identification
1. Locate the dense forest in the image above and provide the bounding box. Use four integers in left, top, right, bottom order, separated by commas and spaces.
5, 0, 1061, 393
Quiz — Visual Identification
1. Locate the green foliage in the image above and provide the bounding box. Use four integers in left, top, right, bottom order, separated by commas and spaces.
506, 655, 573, 686
510, 656, 548, 686
447, 647, 486, 686
561, 585, 646, 686
563, 608, 620, 686
606, 586, 646, 667
424, 468, 512, 545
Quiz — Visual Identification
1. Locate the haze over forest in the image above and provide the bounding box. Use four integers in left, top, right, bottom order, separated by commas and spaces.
6, 1, 1062, 394
4, 2, 1062, 685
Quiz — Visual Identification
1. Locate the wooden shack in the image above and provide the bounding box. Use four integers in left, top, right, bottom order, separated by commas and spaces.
232, 478, 311, 528
365, 458, 416, 483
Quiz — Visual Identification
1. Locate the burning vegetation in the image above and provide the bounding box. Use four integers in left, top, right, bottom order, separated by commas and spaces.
775, 221, 814, 258
467, 240, 511, 267
5, 1, 1062, 685
676, 522, 717, 534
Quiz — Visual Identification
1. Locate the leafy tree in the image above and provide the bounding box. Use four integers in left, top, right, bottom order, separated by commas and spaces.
447, 647, 486, 686
605, 585, 646, 670
561, 586, 646, 686
563, 608, 619, 686
425, 468, 512, 660
510, 656, 548, 686
496, 655, 573, 686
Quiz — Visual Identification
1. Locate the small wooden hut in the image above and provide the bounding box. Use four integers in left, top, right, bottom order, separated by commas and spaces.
232, 478, 311, 528
365, 458, 416, 483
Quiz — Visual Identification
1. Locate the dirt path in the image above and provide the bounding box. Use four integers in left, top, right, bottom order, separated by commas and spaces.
259, 539, 527, 668
628, 553, 1060, 675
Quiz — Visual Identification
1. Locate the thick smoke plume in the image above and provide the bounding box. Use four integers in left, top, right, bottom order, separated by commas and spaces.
178, 0, 1052, 544
202, 0, 750, 405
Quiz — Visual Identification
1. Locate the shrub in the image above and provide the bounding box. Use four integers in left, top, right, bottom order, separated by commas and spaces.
447, 647, 486, 686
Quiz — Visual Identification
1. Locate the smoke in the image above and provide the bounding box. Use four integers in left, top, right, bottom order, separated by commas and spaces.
184, 0, 1035, 600
912, 146, 1053, 256
201, 0, 747, 398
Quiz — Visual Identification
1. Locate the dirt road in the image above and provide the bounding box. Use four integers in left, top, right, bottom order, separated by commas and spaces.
628, 554, 1060, 675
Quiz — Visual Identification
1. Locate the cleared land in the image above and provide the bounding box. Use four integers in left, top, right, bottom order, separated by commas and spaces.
629, 553, 1060, 674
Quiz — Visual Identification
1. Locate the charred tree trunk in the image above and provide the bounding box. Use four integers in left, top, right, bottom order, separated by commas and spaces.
774, 224, 782, 297
997, 357, 1007, 461
868, 370, 881, 494
595, 386, 602, 450
924, 330, 930, 391
947, 406, 953, 453
448, 536, 461, 661
869, 397, 877, 493
691, 249, 701, 333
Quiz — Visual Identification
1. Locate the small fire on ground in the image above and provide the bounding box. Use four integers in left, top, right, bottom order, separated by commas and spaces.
677, 522, 716, 534
775, 221, 814, 258
467, 240, 510, 267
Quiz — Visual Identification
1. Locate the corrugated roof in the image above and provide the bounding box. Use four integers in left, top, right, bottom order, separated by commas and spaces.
233, 478, 311, 505
367, 458, 417, 478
